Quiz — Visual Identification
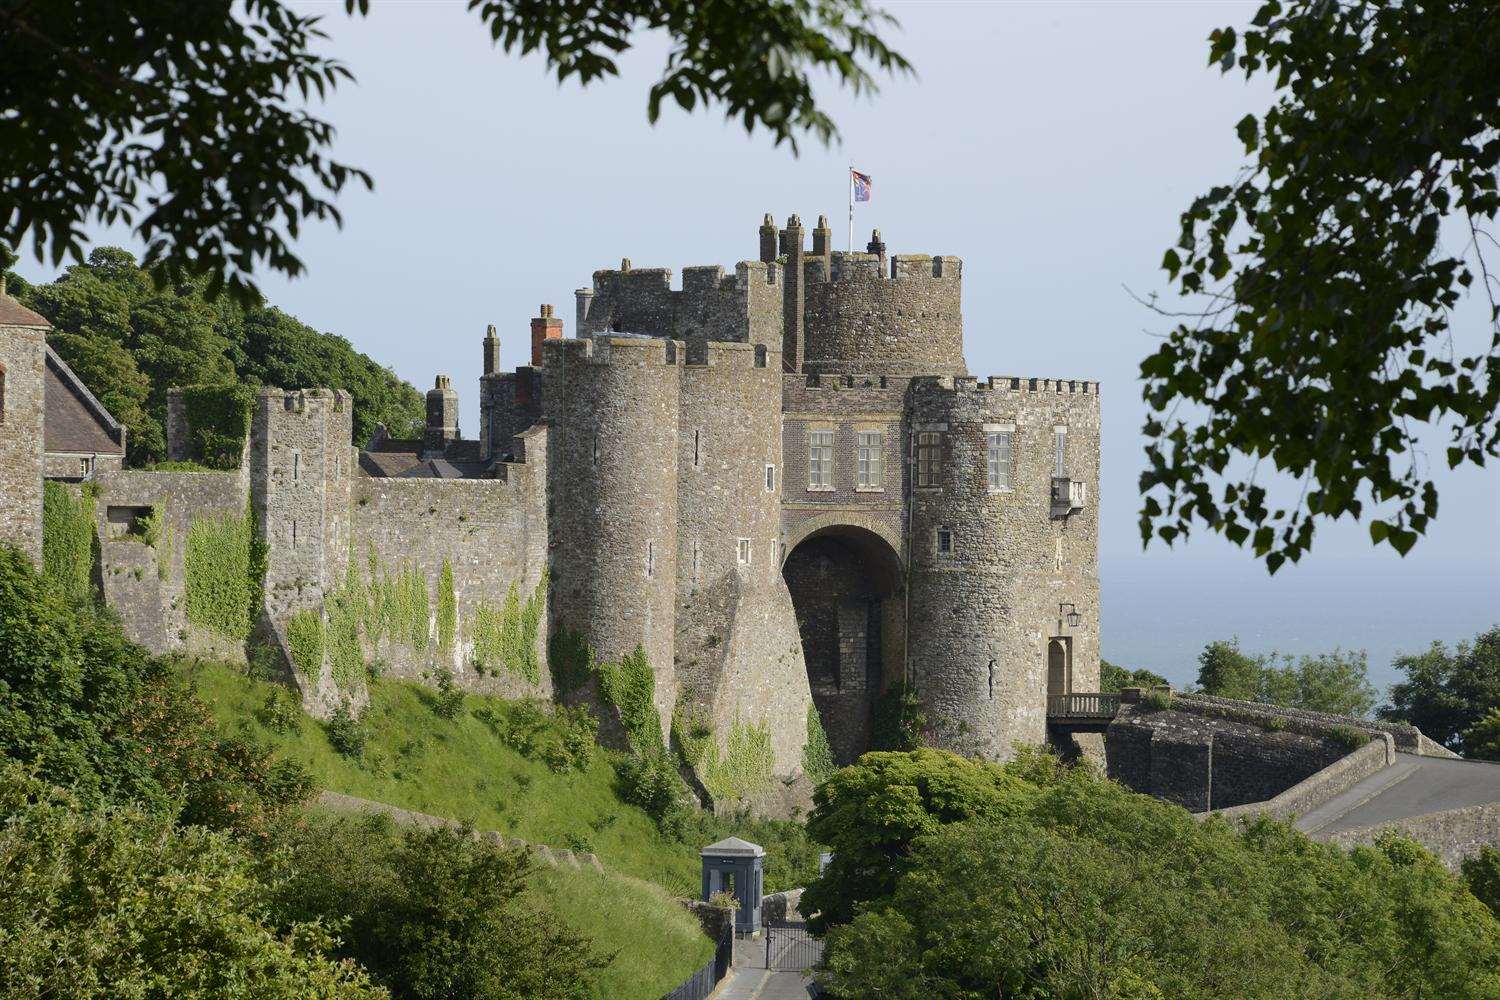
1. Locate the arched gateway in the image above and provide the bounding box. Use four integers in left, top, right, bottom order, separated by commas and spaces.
781, 519, 905, 763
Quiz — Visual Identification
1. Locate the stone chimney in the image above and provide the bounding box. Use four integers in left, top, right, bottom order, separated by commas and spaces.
759, 213, 778, 263
424, 374, 459, 452
482, 324, 501, 376
867, 228, 888, 270
530, 304, 562, 367
812, 215, 832, 256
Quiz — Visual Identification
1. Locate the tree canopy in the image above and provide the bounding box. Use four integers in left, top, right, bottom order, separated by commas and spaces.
1194, 638, 1378, 717
8, 246, 423, 461
0, 0, 908, 304
810, 749, 1500, 999
1379, 625, 1500, 754
1141, 0, 1500, 571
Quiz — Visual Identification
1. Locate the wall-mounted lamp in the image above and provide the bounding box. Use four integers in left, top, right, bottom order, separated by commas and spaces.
1059, 603, 1083, 628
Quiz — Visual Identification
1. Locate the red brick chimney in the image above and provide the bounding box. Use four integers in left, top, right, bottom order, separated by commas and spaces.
530, 304, 562, 367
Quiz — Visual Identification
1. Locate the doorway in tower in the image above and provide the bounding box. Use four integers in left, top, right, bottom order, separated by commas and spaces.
781, 524, 905, 763
1047, 636, 1073, 713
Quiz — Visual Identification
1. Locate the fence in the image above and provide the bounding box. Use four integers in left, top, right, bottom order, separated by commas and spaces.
661, 919, 733, 1000
1046, 692, 1120, 719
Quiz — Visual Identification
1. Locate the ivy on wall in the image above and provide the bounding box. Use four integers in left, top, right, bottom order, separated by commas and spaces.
700, 716, 775, 802
178, 384, 255, 470
183, 505, 263, 639
287, 608, 324, 678
326, 589, 363, 693
672, 706, 714, 769
41, 481, 96, 604
469, 573, 547, 684
436, 559, 457, 652
803, 705, 836, 783
599, 645, 663, 751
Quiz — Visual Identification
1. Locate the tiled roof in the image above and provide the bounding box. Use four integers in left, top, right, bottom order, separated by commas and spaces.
0, 293, 49, 327
44, 347, 126, 456
358, 438, 491, 479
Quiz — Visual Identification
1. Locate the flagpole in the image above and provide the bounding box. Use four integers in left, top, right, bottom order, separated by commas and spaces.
848, 164, 854, 252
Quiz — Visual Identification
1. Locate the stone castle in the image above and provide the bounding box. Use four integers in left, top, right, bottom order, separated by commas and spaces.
2, 216, 1101, 807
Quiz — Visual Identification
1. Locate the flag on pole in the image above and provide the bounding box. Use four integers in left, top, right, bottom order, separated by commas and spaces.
851, 169, 872, 202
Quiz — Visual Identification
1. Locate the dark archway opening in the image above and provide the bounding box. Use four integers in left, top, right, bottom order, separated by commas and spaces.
782, 525, 905, 764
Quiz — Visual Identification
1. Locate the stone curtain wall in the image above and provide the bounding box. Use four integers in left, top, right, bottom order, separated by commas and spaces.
1106, 704, 1355, 811
0, 317, 46, 563
1325, 802, 1500, 870
349, 438, 550, 701
1212, 737, 1394, 825
478, 368, 541, 462
1173, 692, 1433, 753
799, 253, 965, 377
906, 376, 1102, 760
92, 467, 248, 657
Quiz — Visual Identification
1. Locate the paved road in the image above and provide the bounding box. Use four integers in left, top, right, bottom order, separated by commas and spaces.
1296, 754, 1500, 836
714, 968, 818, 999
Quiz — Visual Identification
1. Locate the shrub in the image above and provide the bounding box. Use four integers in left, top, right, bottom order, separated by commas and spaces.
433, 670, 466, 720
267, 814, 608, 1000
325, 705, 369, 759
1138, 688, 1174, 711
1463, 845, 1500, 919
871, 683, 927, 751
255, 688, 302, 735
616, 748, 691, 838
178, 383, 254, 469
1329, 725, 1371, 752
0, 768, 382, 1000
803, 704, 837, 783
599, 646, 663, 751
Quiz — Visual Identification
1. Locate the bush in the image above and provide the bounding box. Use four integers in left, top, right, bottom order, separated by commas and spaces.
267, 813, 608, 1000
255, 688, 302, 735
433, 669, 465, 720
1463, 845, 1500, 919
1139, 688, 1174, 711
616, 748, 691, 838
325, 705, 369, 759
0, 768, 382, 1000
1329, 725, 1371, 752
870, 683, 926, 751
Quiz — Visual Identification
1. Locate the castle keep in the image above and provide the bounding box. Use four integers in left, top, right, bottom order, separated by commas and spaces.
0, 216, 1101, 806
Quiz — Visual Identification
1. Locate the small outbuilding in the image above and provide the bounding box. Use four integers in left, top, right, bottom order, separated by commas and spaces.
700, 836, 765, 935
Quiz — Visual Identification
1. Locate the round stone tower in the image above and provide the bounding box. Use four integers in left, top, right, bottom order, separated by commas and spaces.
676, 339, 812, 778
799, 251, 965, 377
543, 335, 682, 740
904, 375, 1101, 759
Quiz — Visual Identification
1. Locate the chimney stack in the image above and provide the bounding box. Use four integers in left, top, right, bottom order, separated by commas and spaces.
424, 375, 460, 453
759, 213, 778, 263
530, 304, 562, 367
482, 324, 501, 376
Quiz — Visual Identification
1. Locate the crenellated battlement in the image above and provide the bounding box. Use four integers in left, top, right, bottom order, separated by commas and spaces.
544, 333, 685, 367
684, 339, 772, 369
802, 252, 962, 285
913, 375, 1101, 395
799, 372, 893, 390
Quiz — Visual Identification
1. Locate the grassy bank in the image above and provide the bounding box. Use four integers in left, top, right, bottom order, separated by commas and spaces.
187, 659, 821, 894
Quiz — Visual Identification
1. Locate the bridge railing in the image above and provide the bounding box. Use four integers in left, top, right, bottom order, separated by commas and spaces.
1047, 692, 1121, 719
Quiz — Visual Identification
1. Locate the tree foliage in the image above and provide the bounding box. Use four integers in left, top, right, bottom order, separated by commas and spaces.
0, 768, 383, 1000
1, 1, 906, 303
1380, 625, 1500, 753
10, 247, 423, 460
1099, 658, 1169, 693
268, 813, 608, 1000
0, 545, 311, 839
1141, 0, 1500, 571
1195, 638, 1378, 716
812, 750, 1500, 999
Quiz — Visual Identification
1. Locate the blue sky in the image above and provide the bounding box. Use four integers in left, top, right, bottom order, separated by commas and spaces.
17, 0, 1498, 689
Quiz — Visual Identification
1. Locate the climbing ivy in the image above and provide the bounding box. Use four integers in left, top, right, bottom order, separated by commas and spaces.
286, 608, 324, 678
701, 716, 775, 802
178, 384, 255, 469
672, 706, 714, 769
326, 589, 363, 692
803, 704, 836, 783
41, 481, 96, 604
469, 573, 547, 684
366, 562, 429, 651
155, 520, 174, 581
184, 505, 261, 639
436, 558, 457, 651
599, 645, 663, 751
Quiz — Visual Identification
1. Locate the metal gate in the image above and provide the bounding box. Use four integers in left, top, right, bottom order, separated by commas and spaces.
763, 920, 822, 972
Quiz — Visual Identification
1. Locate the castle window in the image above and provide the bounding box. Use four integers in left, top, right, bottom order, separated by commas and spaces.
936, 526, 953, 554
591, 434, 599, 464
692, 541, 700, 582
646, 540, 655, 577
79, 456, 94, 478
765, 464, 776, 492
808, 430, 834, 488
916, 431, 942, 487
0, 365, 6, 422
737, 538, 752, 565
1054, 425, 1068, 478
857, 431, 884, 489
292, 451, 301, 482
987, 428, 1014, 491
693, 429, 702, 469
291, 519, 298, 549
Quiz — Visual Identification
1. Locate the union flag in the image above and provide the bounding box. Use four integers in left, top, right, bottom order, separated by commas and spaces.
851, 169, 872, 203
